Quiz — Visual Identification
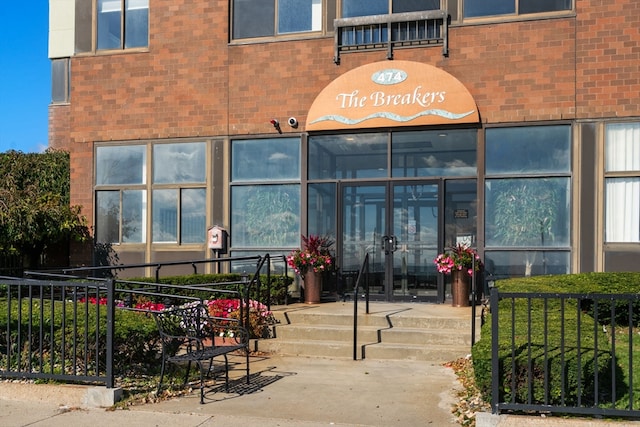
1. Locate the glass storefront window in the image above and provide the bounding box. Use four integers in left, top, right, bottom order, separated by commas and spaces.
392, 129, 477, 177
485, 125, 571, 175
605, 123, 640, 243
605, 123, 640, 172
485, 177, 570, 247
181, 188, 206, 244
151, 188, 206, 244
96, 145, 146, 185
96, 189, 146, 243
96, 191, 120, 243
444, 180, 477, 248
122, 190, 146, 242
153, 142, 205, 184
484, 250, 570, 279
152, 189, 177, 242
232, 138, 300, 181
309, 133, 388, 180
484, 125, 571, 279
231, 185, 300, 247
308, 183, 337, 238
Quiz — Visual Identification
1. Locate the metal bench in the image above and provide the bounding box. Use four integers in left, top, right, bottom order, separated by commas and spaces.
153, 303, 250, 403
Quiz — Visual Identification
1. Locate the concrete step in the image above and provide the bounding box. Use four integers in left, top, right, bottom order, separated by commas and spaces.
273, 324, 380, 342
259, 302, 482, 361
362, 342, 472, 361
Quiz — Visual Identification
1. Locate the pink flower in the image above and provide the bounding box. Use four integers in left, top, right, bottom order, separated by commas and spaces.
434, 244, 482, 277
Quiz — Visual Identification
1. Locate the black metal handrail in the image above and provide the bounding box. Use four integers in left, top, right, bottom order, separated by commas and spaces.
352, 253, 370, 360
0, 254, 281, 388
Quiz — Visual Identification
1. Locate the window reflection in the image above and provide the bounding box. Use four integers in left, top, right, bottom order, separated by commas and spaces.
231, 185, 300, 247
485, 126, 571, 175
309, 133, 388, 179
392, 130, 477, 177
153, 189, 177, 243
484, 250, 570, 279
181, 188, 206, 244
232, 138, 300, 181
122, 190, 146, 242
96, 191, 120, 243
96, 145, 146, 185
153, 142, 205, 184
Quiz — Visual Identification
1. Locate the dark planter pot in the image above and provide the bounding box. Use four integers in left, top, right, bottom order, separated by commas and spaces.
302, 271, 322, 304
451, 270, 470, 307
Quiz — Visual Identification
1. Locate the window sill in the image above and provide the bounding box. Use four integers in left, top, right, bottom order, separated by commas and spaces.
74, 47, 150, 57
453, 10, 576, 27
229, 32, 331, 46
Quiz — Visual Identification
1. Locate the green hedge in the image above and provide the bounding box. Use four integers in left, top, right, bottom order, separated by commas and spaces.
472, 272, 640, 406
0, 299, 159, 376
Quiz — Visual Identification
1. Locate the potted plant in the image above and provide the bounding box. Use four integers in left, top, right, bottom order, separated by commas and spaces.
434, 243, 482, 307
286, 234, 334, 304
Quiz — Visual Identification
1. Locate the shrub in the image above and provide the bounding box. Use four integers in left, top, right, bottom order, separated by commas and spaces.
0, 299, 159, 377
472, 298, 615, 406
472, 272, 640, 406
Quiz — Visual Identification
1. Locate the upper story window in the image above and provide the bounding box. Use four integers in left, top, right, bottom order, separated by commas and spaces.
463, 0, 571, 19
51, 58, 70, 104
232, 0, 323, 39
342, 0, 440, 17
75, 0, 149, 53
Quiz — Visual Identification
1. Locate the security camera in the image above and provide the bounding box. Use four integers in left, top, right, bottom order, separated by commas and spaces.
287, 117, 298, 128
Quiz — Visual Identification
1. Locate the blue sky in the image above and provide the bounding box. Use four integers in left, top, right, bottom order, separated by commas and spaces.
0, 4, 50, 153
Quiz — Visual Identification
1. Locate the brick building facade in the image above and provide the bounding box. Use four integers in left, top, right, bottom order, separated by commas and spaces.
48, 1, 640, 302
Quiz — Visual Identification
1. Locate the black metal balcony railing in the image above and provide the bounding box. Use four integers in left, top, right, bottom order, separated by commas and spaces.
334, 10, 448, 64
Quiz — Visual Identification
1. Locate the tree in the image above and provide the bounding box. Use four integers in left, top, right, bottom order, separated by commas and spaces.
0, 150, 89, 269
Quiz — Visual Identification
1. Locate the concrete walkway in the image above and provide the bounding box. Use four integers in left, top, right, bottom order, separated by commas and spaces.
0, 353, 464, 427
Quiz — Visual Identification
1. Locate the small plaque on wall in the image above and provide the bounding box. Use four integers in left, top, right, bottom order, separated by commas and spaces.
454, 209, 468, 219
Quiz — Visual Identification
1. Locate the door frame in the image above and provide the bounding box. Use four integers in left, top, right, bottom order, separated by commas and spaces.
336, 179, 444, 302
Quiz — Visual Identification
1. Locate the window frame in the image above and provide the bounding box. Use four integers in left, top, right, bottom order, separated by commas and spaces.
483, 123, 573, 278
229, 137, 301, 250
457, 0, 574, 23
604, 122, 640, 244
231, 0, 331, 42
75, 0, 149, 55
94, 141, 208, 246
51, 58, 70, 104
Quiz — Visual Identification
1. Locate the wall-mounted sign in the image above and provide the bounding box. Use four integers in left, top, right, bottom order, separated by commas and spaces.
454, 209, 469, 219
306, 60, 479, 131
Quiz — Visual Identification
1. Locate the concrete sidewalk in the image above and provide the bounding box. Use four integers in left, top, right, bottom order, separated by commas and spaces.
0, 353, 463, 427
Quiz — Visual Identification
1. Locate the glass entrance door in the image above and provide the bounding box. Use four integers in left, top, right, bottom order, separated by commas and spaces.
390, 183, 439, 300
340, 181, 440, 301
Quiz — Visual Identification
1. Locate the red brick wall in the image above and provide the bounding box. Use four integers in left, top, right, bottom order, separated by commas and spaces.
575, 0, 640, 118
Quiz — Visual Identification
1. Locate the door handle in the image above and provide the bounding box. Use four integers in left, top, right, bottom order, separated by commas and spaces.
381, 235, 398, 254
390, 235, 398, 253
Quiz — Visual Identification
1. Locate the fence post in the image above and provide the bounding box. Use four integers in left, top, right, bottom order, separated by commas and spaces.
106, 279, 115, 388
490, 287, 499, 414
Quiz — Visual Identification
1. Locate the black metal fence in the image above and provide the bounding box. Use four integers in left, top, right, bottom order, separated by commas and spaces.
490, 288, 640, 419
0, 254, 278, 388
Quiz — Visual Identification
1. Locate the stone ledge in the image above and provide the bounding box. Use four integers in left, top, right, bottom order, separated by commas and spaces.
0, 381, 122, 408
